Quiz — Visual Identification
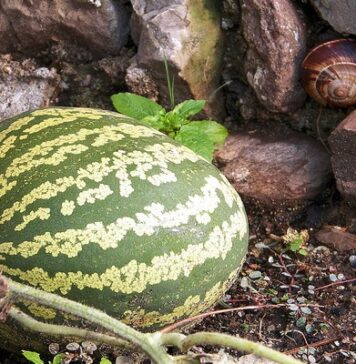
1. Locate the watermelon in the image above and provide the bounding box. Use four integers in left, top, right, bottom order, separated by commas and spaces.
0, 107, 248, 350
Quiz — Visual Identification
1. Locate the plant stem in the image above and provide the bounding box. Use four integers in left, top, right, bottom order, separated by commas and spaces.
9, 307, 133, 349
163, 54, 175, 109
7, 279, 173, 364
180, 332, 304, 364
159, 333, 186, 350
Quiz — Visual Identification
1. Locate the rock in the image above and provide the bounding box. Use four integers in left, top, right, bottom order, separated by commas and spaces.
240, 0, 307, 113
215, 122, 332, 203
316, 226, 356, 252
328, 110, 356, 206
0, 10, 12, 52
309, 0, 356, 35
0, 55, 60, 120
0, 0, 129, 58
128, 0, 225, 120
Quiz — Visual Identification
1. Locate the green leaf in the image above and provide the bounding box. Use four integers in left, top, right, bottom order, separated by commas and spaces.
298, 248, 308, 256
141, 114, 166, 131
51, 354, 63, 364
175, 120, 228, 161
100, 358, 112, 364
111, 93, 165, 121
22, 351, 44, 364
163, 111, 186, 131
172, 100, 206, 119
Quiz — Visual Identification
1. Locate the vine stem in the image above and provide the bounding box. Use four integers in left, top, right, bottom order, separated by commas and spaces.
7, 279, 173, 364
180, 332, 304, 364
8, 307, 133, 350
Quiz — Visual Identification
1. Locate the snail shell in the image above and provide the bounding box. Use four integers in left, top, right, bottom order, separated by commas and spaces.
301, 38, 356, 108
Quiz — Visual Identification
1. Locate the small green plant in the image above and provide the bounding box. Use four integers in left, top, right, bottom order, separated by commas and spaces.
22, 350, 62, 364
22, 350, 111, 364
282, 228, 309, 256
111, 93, 227, 162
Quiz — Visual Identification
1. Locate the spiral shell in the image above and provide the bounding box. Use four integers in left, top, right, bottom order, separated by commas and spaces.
301, 39, 356, 108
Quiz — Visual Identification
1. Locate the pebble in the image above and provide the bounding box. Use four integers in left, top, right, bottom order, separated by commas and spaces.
249, 270, 262, 280
329, 274, 338, 282
349, 255, 356, 268
301, 306, 312, 315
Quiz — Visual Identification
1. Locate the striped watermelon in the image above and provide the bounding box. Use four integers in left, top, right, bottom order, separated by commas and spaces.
0, 107, 248, 350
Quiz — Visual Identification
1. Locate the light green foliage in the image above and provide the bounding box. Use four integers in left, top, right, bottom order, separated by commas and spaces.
111, 93, 227, 162
282, 228, 309, 256
175, 120, 228, 163
100, 358, 112, 364
22, 351, 44, 364
22, 350, 105, 364
51, 355, 63, 364
111, 93, 164, 121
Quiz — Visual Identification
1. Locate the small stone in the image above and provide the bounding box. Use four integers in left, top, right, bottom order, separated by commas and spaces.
66, 342, 80, 352
329, 274, 338, 282
48, 343, 59, 355
301, 307, 312, 315
255, 242, 268, 249
240, 276, 250, 288
337, 273, 345, 280
296, 317, 306, 328
249, 270, 262, 280
81, 341, 97, 354
307, 348, 316, 355
288, 304, 299, 311
350, 255, 356, 269
115, 356, 132, 364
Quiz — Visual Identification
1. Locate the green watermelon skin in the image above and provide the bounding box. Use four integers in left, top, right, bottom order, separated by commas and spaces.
0, 107, 248, 341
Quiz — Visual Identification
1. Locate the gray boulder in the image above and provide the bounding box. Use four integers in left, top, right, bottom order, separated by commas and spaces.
128, 0, 225, 120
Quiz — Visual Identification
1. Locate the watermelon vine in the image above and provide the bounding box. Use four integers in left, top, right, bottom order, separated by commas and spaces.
1, 275, 303, 364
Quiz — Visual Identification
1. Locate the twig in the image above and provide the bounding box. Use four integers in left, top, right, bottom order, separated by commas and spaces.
284, 336, 339, 355
314, 278, 356, 291
160, 304, 286, 333
286, 330, 309, 348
